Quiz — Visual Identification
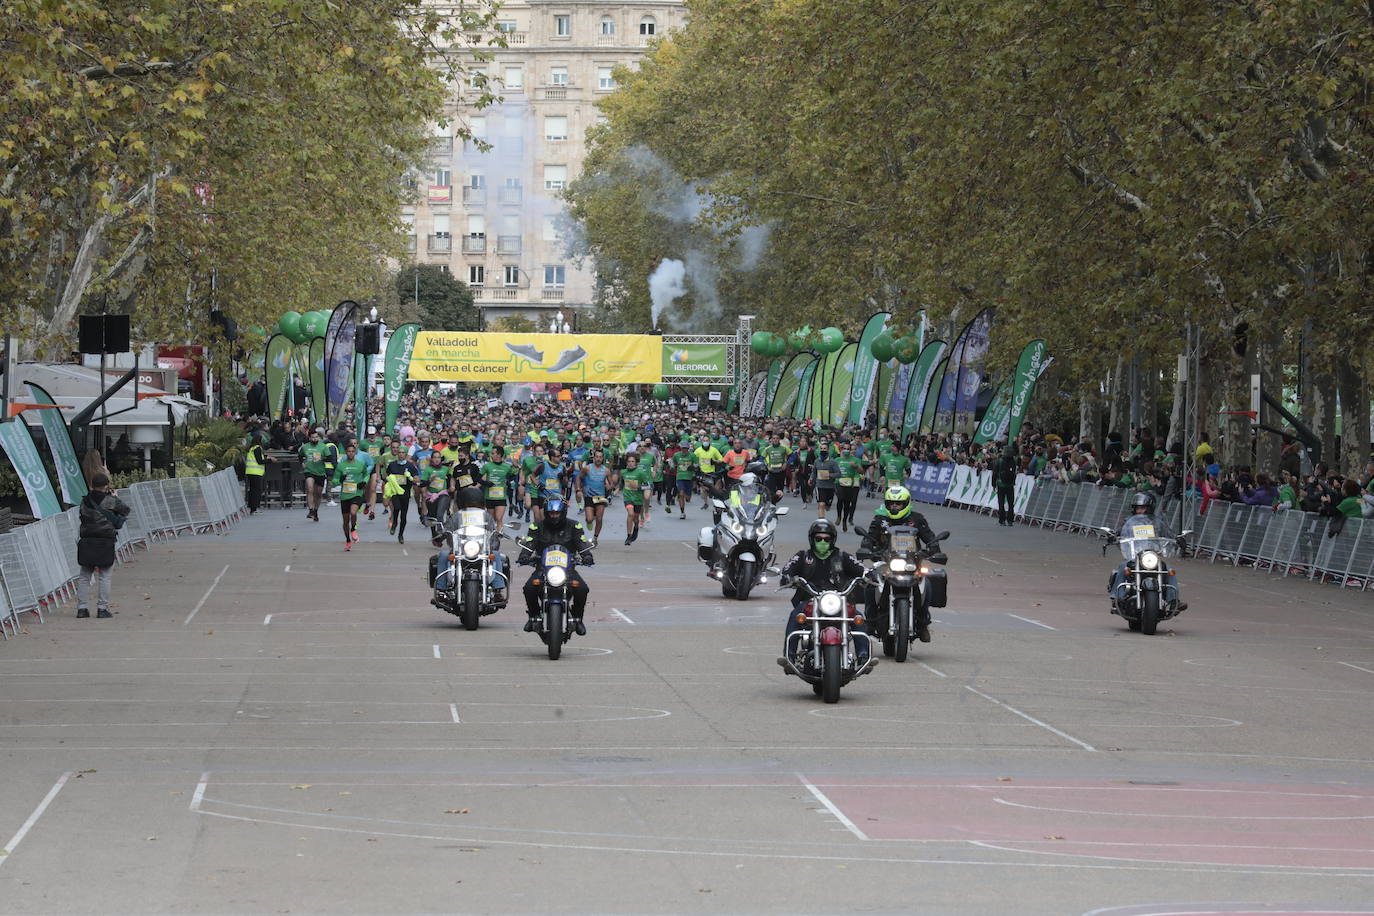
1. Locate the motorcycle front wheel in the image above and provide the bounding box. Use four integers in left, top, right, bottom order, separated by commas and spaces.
893, 597, 910, 662
1140, 590, 1160, 635
821, 643, 842, 703
735, 560, 756, 601
546, 603, 564, 660
461, 580, 481, 630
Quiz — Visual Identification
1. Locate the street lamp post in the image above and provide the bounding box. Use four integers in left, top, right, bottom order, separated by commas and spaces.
550, 310, 570, 334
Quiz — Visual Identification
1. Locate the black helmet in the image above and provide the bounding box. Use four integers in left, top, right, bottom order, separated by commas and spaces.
1130, 491, 1156, 513
807, 518, 838, 549
456, 486, 485, 510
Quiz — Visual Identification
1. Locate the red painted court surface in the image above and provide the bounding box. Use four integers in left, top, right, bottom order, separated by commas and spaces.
814, 778, 1374, 868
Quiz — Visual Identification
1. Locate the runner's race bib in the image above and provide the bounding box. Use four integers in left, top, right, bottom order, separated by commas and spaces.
1131, 524, 1156, 538
488, 485, 505, 499
458, 474, 474, 488
342, 480, 358, 496
817, 470, 831, 481
839, 477, 856, 488
626, 479, 640, 490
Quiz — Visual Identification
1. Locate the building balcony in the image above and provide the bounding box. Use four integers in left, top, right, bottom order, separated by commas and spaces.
462, 187, 487, 206
427, 234, 451, 253
496, 235, 522, 254
428, 138, 452, 162
596, 34, 617, 46
502, 31, 528, 46
498, 186, 522, 206
474, 287, 522, 301
539, 86, 569, 101
541, 287, 565, 300
462, 235, 487, 253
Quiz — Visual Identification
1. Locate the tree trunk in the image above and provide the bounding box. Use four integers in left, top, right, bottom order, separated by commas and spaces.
1079, 390, 1102, 446
1138, 356, 1158, 441
1165, 352, 1185, 451
1106, 354, 1125, 443
1337, 353, 1368, 478
1307, 363, 1338, 473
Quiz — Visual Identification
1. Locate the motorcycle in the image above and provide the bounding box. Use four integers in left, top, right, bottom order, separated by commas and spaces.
429, 508, 512, 630
775, 576, 876, 703
520, 542, 594, 660
856, 525, 950, 661
697, 482, 789, 600
1099, 525, 1192, 635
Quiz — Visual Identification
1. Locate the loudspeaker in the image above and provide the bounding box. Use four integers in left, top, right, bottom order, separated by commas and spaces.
78, 314, 131, 354
210, 309, 238, 342
355, 323, 381, 355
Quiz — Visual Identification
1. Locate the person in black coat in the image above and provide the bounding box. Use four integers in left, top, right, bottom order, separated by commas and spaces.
76, 472, 131, 619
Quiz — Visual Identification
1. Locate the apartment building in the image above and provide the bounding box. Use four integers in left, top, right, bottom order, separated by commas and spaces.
404, 1, 687, 330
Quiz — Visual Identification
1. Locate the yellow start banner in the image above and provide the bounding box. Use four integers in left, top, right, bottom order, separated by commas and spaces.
408, 332, 663, 384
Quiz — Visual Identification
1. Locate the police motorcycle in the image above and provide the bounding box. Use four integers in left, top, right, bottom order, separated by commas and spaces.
777, 576, 875, 703
697, 469, 789, 600
429, 506, 513, 631
1098, 506, 1192, 635
855, 525, 950, 662
518, 539, 594, 661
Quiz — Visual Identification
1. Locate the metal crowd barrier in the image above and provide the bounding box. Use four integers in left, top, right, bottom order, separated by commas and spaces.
977, 478, 1374, 592
0, 468, 246, 639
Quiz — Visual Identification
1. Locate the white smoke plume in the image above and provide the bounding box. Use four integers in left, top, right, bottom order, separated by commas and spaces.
649, 259, 686, 330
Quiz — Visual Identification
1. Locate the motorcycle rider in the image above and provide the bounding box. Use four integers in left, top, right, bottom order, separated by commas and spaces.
1108, 491, 1187, 612
778, 519, 870, 664
431, 485, 509, 607
857, 485, 940, 642
517, 496, 594, 635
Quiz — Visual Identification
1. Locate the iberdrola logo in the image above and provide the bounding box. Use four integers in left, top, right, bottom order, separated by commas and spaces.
670, 349, 689, 363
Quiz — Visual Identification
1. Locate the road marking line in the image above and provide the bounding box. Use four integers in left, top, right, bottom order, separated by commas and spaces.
979, 555, 1003, 565
262, 615, 272, 626
964, 686, 1096, 752
402, 548, 409, 557
611, 608, 635, 625
797, 775, 869, 841
284, 565, 290, 573
449, 703, 461, 724
918, 662, 948, 678
1339, 661, 1374, 674
183, 564, 230, 626
190, 772, 208, 811
1008, 613, 1056, 630
432, 644, 441, 659
0, 771, 72, 870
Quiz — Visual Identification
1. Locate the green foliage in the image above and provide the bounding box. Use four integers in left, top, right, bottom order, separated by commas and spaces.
110, 467, 169, 487
181, 417, 246, 474
487, 315, 538, 334
1, 0, 500, 356
394, 264, 478, 332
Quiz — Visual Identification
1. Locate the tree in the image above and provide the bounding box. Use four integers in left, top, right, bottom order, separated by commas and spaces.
1, 0, 499, 356
488, 315, 537, 334
394, 264, 477, 332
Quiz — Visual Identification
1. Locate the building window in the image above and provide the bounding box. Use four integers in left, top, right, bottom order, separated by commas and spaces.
467, 214, 485, 236
503, 265, 521, 287
468, 67, 487, 90
550, 66, 569, 86
600, 16, 615, 35
544, 116, 568, 141
469, 265, 485, 285
542, 216, 561, 241
469, 116, 487, 138
469, 173, 486, 189
503, 66, 523, 89
505, 177, 521, 188
438, 264, 450, 274
432, 214, 450, 236
543, 265, 566, 287
543, 165, 568, 190
597, 66, 615, 90
639, 16, 656, 35
554, 14, 571, 37
497, 20, 517, 32
433, 167, 451, 186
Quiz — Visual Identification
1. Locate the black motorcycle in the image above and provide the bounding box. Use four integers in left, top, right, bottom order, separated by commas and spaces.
1099, 526, 1192, 635
520, 543, 593, 659
776, 576, 876, 703
430, 509, 514, 630
857, 526, 949, 661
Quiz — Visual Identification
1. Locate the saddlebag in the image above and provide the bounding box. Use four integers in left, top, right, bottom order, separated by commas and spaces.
923, 568, 948, 608
428, 555, 439, 588
697, 527, 714, 562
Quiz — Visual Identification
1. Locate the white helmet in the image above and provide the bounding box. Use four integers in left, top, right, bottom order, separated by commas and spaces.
739, 472, 757, 488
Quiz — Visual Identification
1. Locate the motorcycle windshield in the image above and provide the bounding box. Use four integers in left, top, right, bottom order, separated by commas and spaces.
1118, 536, 1175, 562
543, 547, 570, 568
458, 526, 488, 539
888, 529, 919, 555
458, 508, 488, 528
732, 488, 767, 521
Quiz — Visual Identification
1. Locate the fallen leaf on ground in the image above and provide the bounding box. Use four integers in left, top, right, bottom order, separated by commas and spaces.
290, 784, 312, 790
78, 769, 97, 774
445, 809, 469, 815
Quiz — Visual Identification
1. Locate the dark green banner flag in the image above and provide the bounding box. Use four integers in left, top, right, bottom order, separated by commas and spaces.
308, 337, 327, 425
0, 418, 62, 518
1006, 339, 1048, 441
383, 323, 419, 434
794, 358, 819, 420
770, 353, 814, 418
920, 354, 949, 435
764, 358, 785, 412
24, 382, 86, 504
265, 334, 293, 419
828, 342, 859, 427
847, 313, 890, 425
901, 340, 947, 441
973, 377, 1013, 444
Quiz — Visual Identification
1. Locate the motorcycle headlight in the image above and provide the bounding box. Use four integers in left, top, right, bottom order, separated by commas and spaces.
818, 593, 843, 616
729, 520, 744, 535
461, 539, 482, 559
1139, 551, 1160, 570
546, 566, 568, 587
888, 558, 911, 573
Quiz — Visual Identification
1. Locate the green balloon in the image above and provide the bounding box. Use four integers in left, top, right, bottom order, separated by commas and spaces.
767, 333, 787, 358
870, 331, 895, 362
893, 335, 920, 363
278, 311, 304, 343
652, 384, 670, 401
818, 327, 844, 353
750, 331, 771, 355
787, 326, 813, 351
300, 311, 327, 339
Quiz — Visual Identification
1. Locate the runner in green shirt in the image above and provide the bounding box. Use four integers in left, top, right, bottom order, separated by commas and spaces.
880, 449, 913, 488
834, 443, 865, 531
620, 453, 654, 546
673, 446, 696, 518
693, 438, 725, 510
298, 431, 330, 522
332, 443, 371, 550
418, 452, 454, 528
520, 443, 545, 523
481, 445, 514, 528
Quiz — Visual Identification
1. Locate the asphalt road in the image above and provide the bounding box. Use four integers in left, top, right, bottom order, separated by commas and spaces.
2, 489, 1372, 915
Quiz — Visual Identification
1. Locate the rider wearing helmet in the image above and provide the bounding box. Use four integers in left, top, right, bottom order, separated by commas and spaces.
1108, 490, 1186, 612
778, 519, 870, 663
858, 485, 941, 642
517, 497, 594, 634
